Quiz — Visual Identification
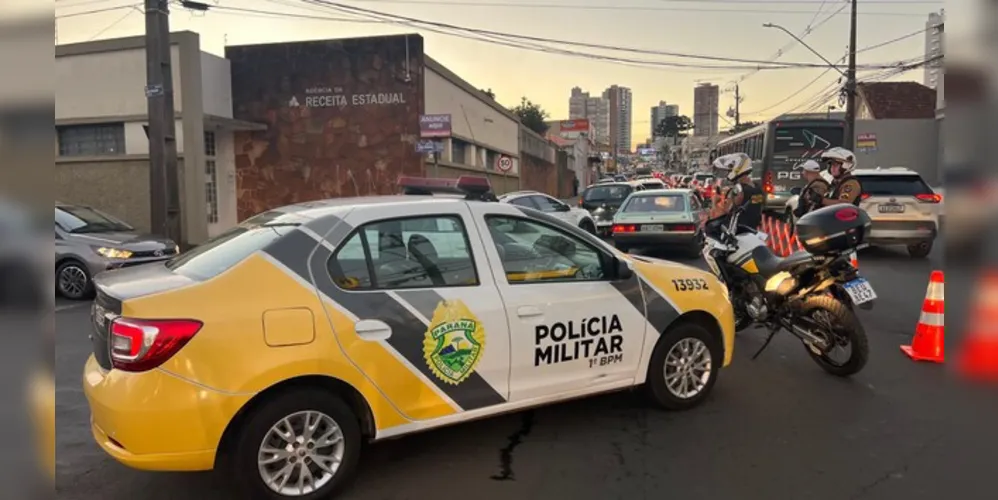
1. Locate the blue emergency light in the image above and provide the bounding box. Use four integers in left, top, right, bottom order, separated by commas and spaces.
397, 175, 495, 200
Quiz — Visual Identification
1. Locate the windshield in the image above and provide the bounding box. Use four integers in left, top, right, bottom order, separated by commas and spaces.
859, 175, 932, 196
166, 210, 305, 280
641, 181, 665, 189
583, 185, 633, 203
622, 195, 687, 213
55, 205, 133, 233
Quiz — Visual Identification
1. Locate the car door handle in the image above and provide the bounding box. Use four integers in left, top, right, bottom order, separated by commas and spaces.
355, 319, 392, 341
517, 306, 543, 318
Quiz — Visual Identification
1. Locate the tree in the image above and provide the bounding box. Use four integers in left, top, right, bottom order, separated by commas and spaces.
654, 115, 694, 139
480, 88, 495, 99
727, 121, 763, 135
510, 97, 550, 135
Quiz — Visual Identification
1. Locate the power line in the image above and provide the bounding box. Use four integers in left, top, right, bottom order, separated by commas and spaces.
86, 6, 137, 40
56, 3, 141, 18
322, 0, 934, 15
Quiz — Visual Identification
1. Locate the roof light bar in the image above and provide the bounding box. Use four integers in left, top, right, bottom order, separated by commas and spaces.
398, 175, 494, 200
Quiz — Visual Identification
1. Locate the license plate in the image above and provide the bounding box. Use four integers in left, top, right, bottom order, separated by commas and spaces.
878, 203, 905, 214
643, 224, 664, 232
843, 277, 877, 305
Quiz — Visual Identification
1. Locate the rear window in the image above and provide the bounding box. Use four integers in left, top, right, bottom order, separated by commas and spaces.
858, 175, 932, 196
165, 210, 304, 280
584, 185, 632, 202
622, 195, 687, 213
641, 181, 665, 189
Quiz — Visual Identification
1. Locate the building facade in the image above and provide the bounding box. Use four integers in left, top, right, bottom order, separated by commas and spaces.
603, 85, 632, 154
923, 11, 945, 90
693, 83, 719, 137
650, 101, 679, 138
54, 31, 263, 246
568, 87, 609, 146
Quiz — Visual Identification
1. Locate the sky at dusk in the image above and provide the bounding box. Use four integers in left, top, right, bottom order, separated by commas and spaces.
55, 0, 946, 147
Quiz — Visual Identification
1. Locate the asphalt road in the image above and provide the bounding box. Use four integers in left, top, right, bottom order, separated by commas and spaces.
55, 245, 998, 500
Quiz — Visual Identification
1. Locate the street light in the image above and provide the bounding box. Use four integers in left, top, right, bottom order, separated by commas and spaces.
761, 23, 847, 77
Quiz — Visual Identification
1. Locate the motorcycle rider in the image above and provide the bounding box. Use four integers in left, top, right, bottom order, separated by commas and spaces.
712, 152, 764, 231
820, 147, 864, 206
793, 159, 831, 218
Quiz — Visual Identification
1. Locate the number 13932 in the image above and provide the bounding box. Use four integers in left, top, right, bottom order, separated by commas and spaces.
671, 278, 709, 292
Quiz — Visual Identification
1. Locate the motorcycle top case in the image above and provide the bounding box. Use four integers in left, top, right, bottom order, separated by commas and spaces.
795, 204, 872, 255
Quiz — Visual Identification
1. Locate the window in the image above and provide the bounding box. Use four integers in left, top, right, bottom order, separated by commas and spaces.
621, 194, 687, 213
57, 123, 125, 156
206, 160, 219, 224
451, 139, 467, 164
507, 196, 539, 209
485, 216, 606, 284
328, 215, 478, 290
689, 195, 701, 211
531, 195, 567, 212
485, 150, 498, 171
583, 185, 632, 203
204, 131, 216, 156
856, 175, 932, 196
55, 205, 133, 233
166, 210, 307, 281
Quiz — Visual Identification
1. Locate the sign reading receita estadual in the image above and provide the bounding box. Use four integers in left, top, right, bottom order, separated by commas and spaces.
420, 114, 452, 138
287, 86, 408, 108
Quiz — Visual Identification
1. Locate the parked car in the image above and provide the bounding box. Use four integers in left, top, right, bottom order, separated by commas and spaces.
55, 202, 180, 299
497, 191, 597, 233
611, 188, 708, 256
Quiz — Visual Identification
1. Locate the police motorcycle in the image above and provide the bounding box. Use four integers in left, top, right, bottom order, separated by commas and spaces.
700, 204, 876, 377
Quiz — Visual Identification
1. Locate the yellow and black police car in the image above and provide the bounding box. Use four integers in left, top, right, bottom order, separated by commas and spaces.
82, 175, 735, 498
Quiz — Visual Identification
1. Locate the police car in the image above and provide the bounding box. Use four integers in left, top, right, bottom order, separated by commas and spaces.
82, 175, 735, 499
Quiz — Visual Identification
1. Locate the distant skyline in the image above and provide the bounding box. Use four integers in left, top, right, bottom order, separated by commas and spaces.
55, 0, 945, 148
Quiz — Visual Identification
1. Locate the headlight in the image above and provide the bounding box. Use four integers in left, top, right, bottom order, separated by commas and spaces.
95, 247, 133, 259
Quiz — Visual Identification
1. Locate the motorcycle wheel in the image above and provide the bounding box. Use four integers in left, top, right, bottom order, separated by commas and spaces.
799, 295, 869, 377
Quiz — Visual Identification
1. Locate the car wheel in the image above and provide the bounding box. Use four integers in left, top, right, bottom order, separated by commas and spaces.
907, 241, 933, 259
228, 389, 362, 499
56, 260, 94, 300
645, 322, 722, 411
579, 219, 596, 234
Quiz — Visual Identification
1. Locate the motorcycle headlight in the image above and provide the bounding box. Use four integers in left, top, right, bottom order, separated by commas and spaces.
94, 246, 133, 259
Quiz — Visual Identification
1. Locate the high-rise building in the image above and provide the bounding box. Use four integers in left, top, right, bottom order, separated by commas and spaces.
603, 85, 633, 154
924, 11, 945, 89
650, 101, 679, 138
693, 83, 719, 137
568, 87, 610, 145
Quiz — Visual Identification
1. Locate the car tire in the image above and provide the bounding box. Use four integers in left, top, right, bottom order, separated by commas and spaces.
579, 219, 596, 234
227, 389, 362, 500
645, 322, 722, 411
56, 260, 94, 300
907, 241, 932, 259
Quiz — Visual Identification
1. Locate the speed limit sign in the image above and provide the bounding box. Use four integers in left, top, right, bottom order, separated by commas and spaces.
496, 155, 513, 172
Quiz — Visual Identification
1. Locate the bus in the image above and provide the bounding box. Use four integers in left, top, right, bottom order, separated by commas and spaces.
713, 115, 846, 213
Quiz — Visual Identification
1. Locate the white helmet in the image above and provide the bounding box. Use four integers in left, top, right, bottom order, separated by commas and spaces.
820, 147, 856, 173
712, 153, 752, 182
800, 159, 822, 173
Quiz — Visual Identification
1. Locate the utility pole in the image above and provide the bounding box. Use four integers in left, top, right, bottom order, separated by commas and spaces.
844, 0, 858, 151
144, 0, 182, 245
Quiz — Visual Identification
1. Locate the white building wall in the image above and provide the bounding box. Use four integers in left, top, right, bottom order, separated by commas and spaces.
55, 46, 184, 119
201, 52, 233, 118
425, 66, 520, 173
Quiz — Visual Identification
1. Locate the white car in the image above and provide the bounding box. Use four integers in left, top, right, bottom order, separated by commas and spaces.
498, 190, 598, 233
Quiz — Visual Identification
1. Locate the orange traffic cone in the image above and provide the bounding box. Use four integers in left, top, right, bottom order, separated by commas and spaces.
959, 271, 998, 380
780, 222, 794, 256
901, 271, 944, 363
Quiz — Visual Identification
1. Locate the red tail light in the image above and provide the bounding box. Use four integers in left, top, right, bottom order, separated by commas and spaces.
110, 318, 203, 372
915, 193, 942, 203
612, 224, 637, 233
860, 193, 871, 201
834, 207, 860, 222
763, 171, 774, 193
578, 198, 583, 207
671, 224, 696, 232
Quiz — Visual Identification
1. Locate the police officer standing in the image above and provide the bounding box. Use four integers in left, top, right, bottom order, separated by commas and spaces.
713, 153, 764, 231
793, 159, 831, 219
819, 147, 864, 206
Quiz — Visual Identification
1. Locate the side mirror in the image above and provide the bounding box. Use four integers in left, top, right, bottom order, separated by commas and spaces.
556, 203, 571, 212
790, 187, 802, 196
614, 257, 634, 280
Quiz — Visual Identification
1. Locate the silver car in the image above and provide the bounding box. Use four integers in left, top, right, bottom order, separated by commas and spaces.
55, 203, 179, 299
611, 189, 708, 257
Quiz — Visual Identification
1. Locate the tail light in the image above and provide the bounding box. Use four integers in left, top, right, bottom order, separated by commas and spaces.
763, 171, 774, 193
612, 224, 637, 233
578, 198, 583, 207
671, 224, 696, 232
834, 207, 860, 222
915, 193, 942, 203
860, 193, 871, 201
110, 318, 203, 372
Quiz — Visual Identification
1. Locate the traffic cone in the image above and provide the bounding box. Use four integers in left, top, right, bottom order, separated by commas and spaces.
780, 222, 794, 256
959, 271, 998, 380
901, 271, 945, 363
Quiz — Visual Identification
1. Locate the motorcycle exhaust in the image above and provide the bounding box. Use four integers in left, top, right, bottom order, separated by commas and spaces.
783, 321, 831, 350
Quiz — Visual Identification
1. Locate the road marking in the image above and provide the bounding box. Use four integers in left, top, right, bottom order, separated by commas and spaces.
55, 303, 87, 312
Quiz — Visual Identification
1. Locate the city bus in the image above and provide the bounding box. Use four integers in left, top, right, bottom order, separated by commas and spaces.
713, 115, 846, 212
